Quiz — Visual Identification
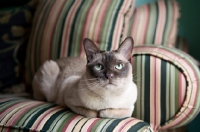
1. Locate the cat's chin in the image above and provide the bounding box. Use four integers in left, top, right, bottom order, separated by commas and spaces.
104, 84, 118, 90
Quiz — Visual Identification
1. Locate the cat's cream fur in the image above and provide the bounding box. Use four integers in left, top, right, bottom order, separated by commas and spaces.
32, 37, 137, 118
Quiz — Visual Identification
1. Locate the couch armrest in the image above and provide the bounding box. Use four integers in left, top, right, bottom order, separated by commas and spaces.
0, 97, 152, 132
132, 45, 200, 131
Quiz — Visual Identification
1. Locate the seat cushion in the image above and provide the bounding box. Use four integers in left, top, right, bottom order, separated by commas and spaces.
0, 97, 152, 132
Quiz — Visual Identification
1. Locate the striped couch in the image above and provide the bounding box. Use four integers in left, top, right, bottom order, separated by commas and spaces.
0, 0, 200, 132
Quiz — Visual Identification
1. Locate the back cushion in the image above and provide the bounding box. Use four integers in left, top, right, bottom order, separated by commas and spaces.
25, 0, 136, 86
128, 0, 179, 47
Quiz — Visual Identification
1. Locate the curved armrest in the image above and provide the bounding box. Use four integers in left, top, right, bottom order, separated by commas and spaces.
132, 45, 200, 131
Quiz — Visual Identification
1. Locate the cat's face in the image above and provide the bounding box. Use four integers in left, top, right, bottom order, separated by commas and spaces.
83, 37, 134, 90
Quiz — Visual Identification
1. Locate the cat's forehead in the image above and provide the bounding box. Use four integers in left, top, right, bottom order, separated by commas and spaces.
91, 50, 127, 63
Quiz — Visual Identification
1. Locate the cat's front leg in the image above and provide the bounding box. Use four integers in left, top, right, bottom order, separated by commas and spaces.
99, 107, 133, 119
68, 105, 98, 118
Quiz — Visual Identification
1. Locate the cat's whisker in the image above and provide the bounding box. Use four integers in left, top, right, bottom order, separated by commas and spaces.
79, 78, 98, 81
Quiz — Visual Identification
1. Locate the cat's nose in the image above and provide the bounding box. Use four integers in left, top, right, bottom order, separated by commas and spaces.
106, 73, 114, 80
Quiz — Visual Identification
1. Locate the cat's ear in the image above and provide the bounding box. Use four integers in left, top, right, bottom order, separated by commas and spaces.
117, 37, 134, 60
83, 38, 100, 62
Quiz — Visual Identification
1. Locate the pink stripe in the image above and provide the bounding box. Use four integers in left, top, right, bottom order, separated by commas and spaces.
33, 107, 60, 129
154, 0, 166, 44
131, 9, 139, 46
62, 115, 80, 131
7, 102, 44, 126
141, 5, 150, 44
79, 0, 99, 57
118, 118, 135, 131
0, 101, 28, 116
61, 0, 82, 57
40, 0, 66, 63
168, 0, 179, 47
149, 56, 156, 129
30, 0, 51, 75
178, 73, 186, 108
133, 46, 199, 130
79, 0, 111, 57
87, 118, 100, 132
112, 0, 129, 50
94, 0, 111, 45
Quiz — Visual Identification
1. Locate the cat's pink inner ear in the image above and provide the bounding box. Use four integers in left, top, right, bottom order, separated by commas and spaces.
117, 37, 134, 60
83, 38, 99, 61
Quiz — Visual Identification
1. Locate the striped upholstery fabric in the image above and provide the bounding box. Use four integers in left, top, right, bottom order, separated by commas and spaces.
132, 45, 200, 131
25, 0, 135, 86
128, 0, 179, 47
0, 97, 152, 132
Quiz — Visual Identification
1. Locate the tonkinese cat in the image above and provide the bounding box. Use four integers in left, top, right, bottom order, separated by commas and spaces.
32, 37, 137, 118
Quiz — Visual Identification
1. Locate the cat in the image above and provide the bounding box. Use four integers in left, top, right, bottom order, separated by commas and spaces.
32, 37, 137, 119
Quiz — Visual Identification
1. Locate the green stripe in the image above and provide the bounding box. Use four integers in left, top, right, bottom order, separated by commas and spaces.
15, 103, 53, 127
56, 113, 76, 131
68, 0, 85, 56
107, 0, 124, 51
42, 109, 67, 131
52, 0, 75, 59
99, 0, 121, 50
72, 0, 93, 57
35, 0, 56, 72
127, 122, 150, 132
145, 3, 157, 44
162, 0, 173, 45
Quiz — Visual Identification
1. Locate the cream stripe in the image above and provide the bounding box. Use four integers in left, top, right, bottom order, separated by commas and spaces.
112, 0, 130, 50
61, 0, 82, 57
131, 9, 139, 46
31, 106, 61, 129
64, 116, 83, 132
168, 0, 179, 47
95, 119, 110, 132
121, 0, 135, 43
30, 0, 51, 75
154, 0, 166, 44
120, 120, 142, 132
150, 56, 155, 129
112, 118, 135, 131
87, 1, 103, 39
80, 118, 98, 131
100, 119, 115, 131
40, 0, 65, 62
0, 102, 33, 124
142, 5, 149, 44
155, 57, 161, 129
166, 63, 170, 121
141, 55, 145, 120
73, 118, 88, 131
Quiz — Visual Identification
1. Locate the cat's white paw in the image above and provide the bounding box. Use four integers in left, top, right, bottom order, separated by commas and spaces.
41, 60, 59, 76
98, 109, 109, 118
84, 110, 98, 118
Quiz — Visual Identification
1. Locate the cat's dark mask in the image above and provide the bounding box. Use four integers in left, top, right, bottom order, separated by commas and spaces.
83, 37, 134, 80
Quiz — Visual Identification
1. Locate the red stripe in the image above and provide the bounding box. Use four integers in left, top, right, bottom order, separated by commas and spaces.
118, 118, 135, 131
87, 118, 100, 132
142, 5, 150, 44
62, 115, 79, 131
79, 0, 98, 57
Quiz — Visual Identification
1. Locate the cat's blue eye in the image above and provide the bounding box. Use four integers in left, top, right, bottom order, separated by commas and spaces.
115, 63, 123, 70
94, 64, 103, 71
